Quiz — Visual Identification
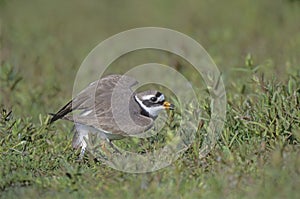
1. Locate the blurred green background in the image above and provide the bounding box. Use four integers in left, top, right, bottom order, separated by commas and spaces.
0, 0, 299, 198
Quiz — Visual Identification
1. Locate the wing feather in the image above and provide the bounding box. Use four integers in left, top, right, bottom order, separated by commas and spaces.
50, 74, 154, 137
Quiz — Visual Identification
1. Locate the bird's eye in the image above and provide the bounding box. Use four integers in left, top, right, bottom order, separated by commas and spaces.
150, 97, 157, 102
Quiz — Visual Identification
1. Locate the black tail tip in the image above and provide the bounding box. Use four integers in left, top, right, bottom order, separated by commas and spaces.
48, 113, 57, 125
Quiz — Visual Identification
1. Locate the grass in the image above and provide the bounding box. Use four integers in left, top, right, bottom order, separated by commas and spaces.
1, 0, 300, 198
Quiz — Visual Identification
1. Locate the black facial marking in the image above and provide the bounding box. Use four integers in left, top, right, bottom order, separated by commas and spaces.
142, 99, 165, 107
158, 100, 165, 105
140, 109, 150, 117
155, 92, 162, 97
142, 100, 153, 107
134, 96, 150, 117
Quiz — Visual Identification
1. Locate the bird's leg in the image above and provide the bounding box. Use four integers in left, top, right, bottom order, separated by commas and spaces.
79, 146, 86, 160
78, 135, 88, 160
100, 140, 110, 156
72, 124, 89, 159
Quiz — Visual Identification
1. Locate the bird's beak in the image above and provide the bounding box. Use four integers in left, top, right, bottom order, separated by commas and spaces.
163, 101, 175, 110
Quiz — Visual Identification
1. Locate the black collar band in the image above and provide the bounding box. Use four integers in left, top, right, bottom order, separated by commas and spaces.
134, 95, 150, 118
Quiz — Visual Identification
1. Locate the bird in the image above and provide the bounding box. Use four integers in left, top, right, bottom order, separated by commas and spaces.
49, 74, 175, 157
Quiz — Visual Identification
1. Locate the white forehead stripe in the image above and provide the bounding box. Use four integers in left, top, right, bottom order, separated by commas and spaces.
158, 94, 165, 102
142, 94, 165, 102
141, 95, 154, 100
